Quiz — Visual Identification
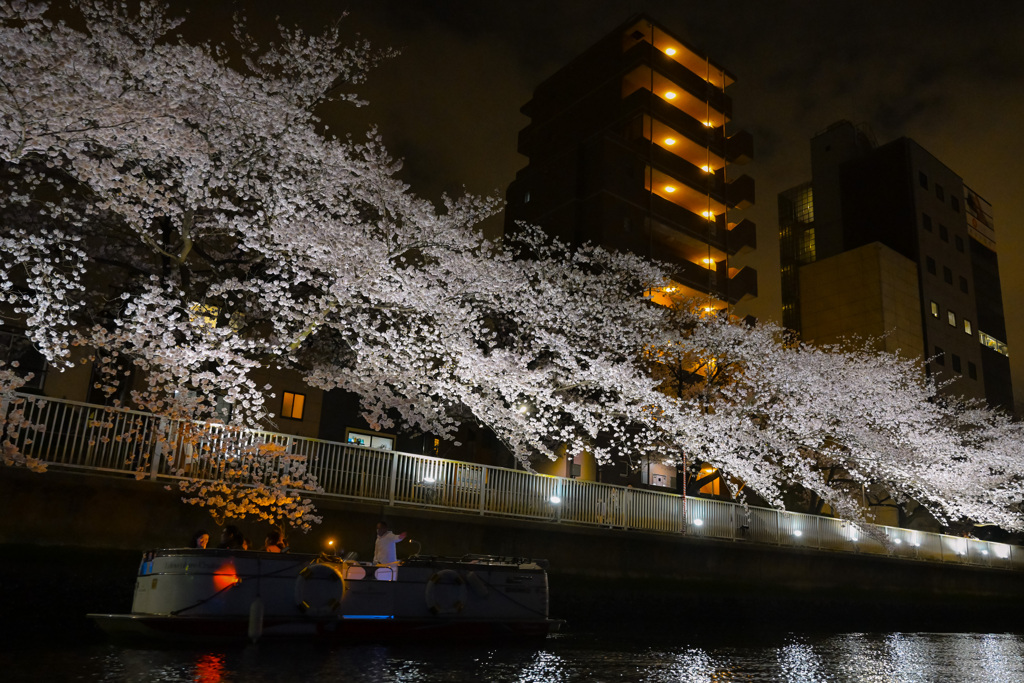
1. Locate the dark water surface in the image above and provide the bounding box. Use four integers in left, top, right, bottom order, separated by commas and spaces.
4, 629, 1024, 682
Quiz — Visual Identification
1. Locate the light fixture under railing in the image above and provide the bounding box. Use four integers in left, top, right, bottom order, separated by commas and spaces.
793, 530, 803, 537
550, 495, 561, 505
693, 518, 704, 527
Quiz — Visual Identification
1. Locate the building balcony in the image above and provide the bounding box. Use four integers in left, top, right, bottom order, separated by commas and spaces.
726, 129, 753, 164
649, 193, 731, 253
726, 218, 757, 254
716, 170, 755, 209
620, 41, 733, 119
726, 265, 758, 302
667, 259, 757, 304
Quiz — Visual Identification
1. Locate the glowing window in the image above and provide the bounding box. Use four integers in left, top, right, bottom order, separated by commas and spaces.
188, 302, 219, 329
964, 319, 972, 335
930, 301, 939, 318
698, 466, 721, 496
947, 310, 956, 327
282, 392, 305, 420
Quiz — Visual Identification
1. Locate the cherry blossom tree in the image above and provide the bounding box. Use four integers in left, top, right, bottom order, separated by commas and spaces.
2, 1, 1022, 534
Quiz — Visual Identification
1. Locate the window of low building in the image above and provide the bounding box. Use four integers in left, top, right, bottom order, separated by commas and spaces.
281, 391, 305, 420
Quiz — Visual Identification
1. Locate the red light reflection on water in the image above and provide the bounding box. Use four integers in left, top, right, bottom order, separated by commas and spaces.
194, 653, 226, 683
211, 563, 238, 591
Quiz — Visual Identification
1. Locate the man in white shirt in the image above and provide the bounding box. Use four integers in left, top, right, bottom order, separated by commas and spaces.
373, 521, 407, 565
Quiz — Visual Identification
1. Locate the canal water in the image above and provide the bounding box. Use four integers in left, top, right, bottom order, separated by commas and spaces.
3, 546, 1024, 681
4, 627, 1024, 681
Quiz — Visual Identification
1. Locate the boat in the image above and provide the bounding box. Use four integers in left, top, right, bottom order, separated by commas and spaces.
89, 549, 562, 642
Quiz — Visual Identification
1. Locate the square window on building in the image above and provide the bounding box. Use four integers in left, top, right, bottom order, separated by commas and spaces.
930, 301, 939, 318
959, 276, 968, 293
964, 319, 972, 335
919, 171, 928, 189
935, 346, 945, 365
943, 266, 953, 284
952, 196, 960, 212
968, 361, 977, 380
955, 235, 964, 252
939, 224, 948, 242
346, 428, 395, 450
952, 355, 962, 373
922, 214, 932, 232
947, 310, 956, 327
926, 257, 936, 275
936, 184, 945, 201
281, 391, 305, 420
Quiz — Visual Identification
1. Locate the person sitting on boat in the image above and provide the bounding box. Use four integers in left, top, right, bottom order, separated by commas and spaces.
218, 525, 244, 550
373, 521, 407, 565
191, 529, 210, 549
264, 529, 287, 553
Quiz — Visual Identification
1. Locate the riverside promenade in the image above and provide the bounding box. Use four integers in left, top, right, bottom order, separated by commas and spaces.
4, 391, 1024, 630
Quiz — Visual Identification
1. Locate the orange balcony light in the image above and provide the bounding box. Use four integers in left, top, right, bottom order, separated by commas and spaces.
702, 258, 715, 265
664, 185, 677, 193
701, 210, 714, 219
664, 91, 677, 100
665, 47, 677, 56
703, 120, 714, 127
701, 165, 712, 173
664, 137, 676, 146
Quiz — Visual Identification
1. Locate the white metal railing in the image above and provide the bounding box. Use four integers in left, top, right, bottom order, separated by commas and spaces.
6, 391, 1023, 571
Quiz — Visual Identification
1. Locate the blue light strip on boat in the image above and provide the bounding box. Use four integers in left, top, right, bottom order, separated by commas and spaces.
342, 615, 395, 620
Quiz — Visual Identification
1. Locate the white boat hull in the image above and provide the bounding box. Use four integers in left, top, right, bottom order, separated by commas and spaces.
90, 549, 561, 642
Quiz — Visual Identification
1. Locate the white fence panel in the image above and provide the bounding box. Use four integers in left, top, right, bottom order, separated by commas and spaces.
7, 391, 1024, 574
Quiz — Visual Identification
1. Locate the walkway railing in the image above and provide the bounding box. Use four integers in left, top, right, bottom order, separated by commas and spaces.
6, 391, 1022, 571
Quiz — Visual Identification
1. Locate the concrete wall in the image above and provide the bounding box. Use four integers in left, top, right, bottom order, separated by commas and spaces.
800, 242, 924, 361
3, 468, 1023, 630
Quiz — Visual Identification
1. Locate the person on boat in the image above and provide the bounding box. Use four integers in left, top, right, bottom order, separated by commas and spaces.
373, 521, 407, 565
191, 530, 210, 549
264, 529, 287, 553
218, 525, 244, 549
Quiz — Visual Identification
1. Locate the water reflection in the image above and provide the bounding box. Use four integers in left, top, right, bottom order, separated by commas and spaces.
12, 631, 1024, 681
516, 650, 569, 682
194, 653, 226, 683
664, 647, 721, 682
776, 639, 825, 682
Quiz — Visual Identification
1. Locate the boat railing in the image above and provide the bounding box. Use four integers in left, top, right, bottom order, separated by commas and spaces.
5, 390, 1022, 571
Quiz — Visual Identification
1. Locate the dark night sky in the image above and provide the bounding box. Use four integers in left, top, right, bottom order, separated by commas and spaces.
188, 1, 1024, 408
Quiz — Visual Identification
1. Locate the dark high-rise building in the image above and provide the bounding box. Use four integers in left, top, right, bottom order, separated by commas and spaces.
505, 15, 756, 309
780, 121, 1013, 410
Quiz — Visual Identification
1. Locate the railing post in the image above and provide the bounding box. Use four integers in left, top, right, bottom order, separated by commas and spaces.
479, 466, 487, 516
149, 417, 168, 481
388, 450, 398, 506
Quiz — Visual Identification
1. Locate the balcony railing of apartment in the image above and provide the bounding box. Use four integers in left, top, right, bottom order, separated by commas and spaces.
4, 391, 1021, 571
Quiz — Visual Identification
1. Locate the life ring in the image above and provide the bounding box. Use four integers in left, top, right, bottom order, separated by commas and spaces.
294, 561, 346, 616
424, 569, 467, 615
